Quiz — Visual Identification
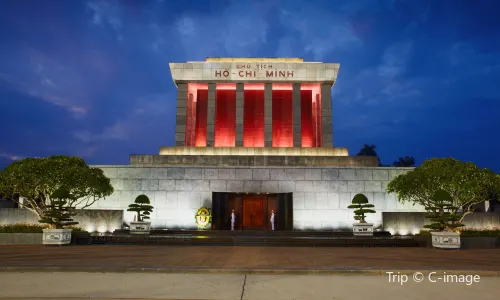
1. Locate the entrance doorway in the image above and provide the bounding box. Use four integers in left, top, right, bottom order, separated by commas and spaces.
211, 192, 293, 231
243, 194, 265, 229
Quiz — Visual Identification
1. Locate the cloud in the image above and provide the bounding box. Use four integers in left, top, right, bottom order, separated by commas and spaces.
0, 44, 119, 118
73, 93, 170, 143
86, 0, 123, 40
0, 152, 24, 161
74, 121, 130, 142
166, 3, 269, 59
0, 75, 87, 116
333, 41, 424, 140
344, 41, 422, 105
277, 8, 362, 60
377, 42, 413, 78
147, 1, 364, 62
449, 42, 500, 75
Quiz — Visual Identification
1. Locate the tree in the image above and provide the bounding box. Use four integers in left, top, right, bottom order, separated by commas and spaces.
348, 194, 376, 223
356, 144, 378, 156
127, 194, 154, 222
0, 156, 114, 227
423, 190, 464, 231
356, 144, 382, 166
39, 188, 79, 229
393, 156, 415, 167
386, 157, 500, 227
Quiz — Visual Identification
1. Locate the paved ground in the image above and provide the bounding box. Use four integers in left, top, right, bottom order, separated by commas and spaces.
1, 245, 500, 272
0, 272, 498, 300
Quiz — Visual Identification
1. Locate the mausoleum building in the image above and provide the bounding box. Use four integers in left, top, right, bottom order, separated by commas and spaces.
91, 58, 425, 232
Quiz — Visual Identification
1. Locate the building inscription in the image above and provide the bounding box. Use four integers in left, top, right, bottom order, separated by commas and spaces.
215, 64, 294, 78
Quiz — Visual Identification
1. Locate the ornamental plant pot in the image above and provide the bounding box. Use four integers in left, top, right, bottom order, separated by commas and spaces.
129, 221, 151, 235
431, 231, 461, 249
352, 223, 374, 236
42, 228, 73, 245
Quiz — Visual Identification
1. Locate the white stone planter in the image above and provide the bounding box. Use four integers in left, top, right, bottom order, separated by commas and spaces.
431, 231, 461, 249
42, 229, 72, 245
130, 221, 151, 234
352, 223, 373, 236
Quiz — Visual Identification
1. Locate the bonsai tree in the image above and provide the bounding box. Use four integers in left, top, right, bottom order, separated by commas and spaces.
127, 194, 154, 222
387, 157, 500, 229
0, 156, 114, 228
348, 194, 376, 223
424, 190, 464, 232
39, 188, 79, 229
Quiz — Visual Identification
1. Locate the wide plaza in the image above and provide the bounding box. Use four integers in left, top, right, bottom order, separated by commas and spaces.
1, 245, 500, 272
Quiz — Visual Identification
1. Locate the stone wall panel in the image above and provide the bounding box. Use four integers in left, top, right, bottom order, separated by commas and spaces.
94, 165, 427, 230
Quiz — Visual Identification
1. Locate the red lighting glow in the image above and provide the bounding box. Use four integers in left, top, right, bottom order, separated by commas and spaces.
301, 89, 314, 147
272, 84, 293, 147
195, 89, 208, 146
301, 83, 322, 147
184, 82, 323, 148
186, 83, 208, 147
243, 84, 265, 147
214, 83, 236, 147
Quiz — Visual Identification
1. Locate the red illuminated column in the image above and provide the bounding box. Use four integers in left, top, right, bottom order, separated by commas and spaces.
235, 83, 244, 147
292, 83, 301, 147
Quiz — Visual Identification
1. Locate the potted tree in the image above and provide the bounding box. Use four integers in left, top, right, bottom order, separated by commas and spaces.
39, 188, 79, 245
127, 194, 154, 234
0, 156, 114, 245
387, 157, 500, 249
348, 193, 376, 236
425, 190, 464, 249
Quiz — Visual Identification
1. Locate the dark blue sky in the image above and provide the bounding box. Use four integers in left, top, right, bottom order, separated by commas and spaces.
1, 0, 499, 171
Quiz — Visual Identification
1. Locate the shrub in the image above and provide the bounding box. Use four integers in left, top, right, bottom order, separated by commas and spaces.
0, 223, 46, 233
347, 193, 375, 223
424, 190, 464, 232
0, 223, 87, 233
127, 194, 154, 222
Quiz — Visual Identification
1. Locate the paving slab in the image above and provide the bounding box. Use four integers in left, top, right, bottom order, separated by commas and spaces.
0, 245, 500, 273
0, 272, 499, 300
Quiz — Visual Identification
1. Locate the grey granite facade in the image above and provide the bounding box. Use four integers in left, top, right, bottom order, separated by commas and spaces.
321, 83, 333, 147
235, 83, 244, 147
292, 83, 301, 147
264, 83, 272, 147
89, 166, 426, 230
175, 83, 187, 146
206, 83, 216, 147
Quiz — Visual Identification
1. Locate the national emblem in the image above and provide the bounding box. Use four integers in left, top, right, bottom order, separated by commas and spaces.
195, 207, 212, 229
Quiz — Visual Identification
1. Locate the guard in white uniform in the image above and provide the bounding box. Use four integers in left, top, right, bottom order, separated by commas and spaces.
231, 209, 235, 231
270, 209, 275, 231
